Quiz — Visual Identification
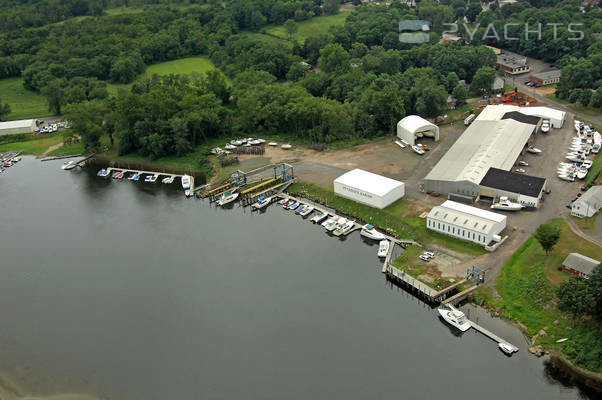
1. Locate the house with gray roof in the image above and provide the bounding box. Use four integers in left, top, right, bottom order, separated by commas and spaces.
571, 186, 602, 218
562, 253, 600, 279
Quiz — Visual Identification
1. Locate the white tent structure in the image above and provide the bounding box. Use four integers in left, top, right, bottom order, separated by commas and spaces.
0, 119, 36, 135
334, 169, 405, 209
518, 106, 565, 128
397, 115, 439, 146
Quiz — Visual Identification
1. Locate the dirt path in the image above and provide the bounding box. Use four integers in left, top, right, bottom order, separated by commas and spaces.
565, 216, 602, 247
41, 142, 63, 157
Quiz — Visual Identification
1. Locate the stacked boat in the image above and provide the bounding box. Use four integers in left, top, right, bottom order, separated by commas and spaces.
559, 122, 600, 182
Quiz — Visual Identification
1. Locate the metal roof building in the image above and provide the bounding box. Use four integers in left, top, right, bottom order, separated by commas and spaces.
571, 185, 602, 218
479, 168, 547, 208
426, 200, 507, 246
519, 106, 565, 128
397, 115, 439, 146
562, 253, 600, 279
0, 119, 36, 135
334, 169, 405, 209
424, 118, 535, 197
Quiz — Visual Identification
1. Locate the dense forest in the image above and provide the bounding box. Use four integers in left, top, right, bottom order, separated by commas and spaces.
0, 0, 600, 159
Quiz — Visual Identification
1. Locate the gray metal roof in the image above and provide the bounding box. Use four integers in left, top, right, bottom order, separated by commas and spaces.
532, 70, 561, 80
424, 118, 535, 185
563, 253, 600, 275
574, 186, 602, 211
497, 54, 528, 69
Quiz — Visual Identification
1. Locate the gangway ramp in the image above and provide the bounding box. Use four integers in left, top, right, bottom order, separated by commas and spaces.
241, 177, 280, 195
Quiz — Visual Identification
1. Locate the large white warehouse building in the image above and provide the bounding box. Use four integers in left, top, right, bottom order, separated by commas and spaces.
427, 200, 507, 246
397, 115, 439, 146
334, 169, 405, 209
0, 119, 36, 135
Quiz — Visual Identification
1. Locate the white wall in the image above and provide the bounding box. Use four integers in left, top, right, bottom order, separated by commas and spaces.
426, 217, 504, 245
571, 200, 599, 218
334, 182, 404, 209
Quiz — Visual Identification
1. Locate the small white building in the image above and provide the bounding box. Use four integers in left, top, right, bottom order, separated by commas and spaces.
571, 186, 602, 218
426, 200, 507, 246
333, 169, 405, 209
0, 119, 37, 135
397, 115, 439, 146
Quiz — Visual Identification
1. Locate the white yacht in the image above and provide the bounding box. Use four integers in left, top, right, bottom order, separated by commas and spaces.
438, 304, 472, 332
252, 196, 271, 210
321, 217, 338, 231
491, 196, 523, 211
61, 161, 76, 170
334, 220, 354, 236
499, 342, 516, 355
411, 145, 425, 155
181, 174, 191, 189
582, 159, 593, 169
377, 240, 389, 258
217, 190, 239, 206
526, 146, 542, 154
311, 211, 328, 224
360, 224, 386, 240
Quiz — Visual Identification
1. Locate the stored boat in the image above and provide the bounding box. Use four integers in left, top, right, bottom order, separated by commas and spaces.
334, 220, 354, 236
225, 144, 236, 150
576, 167, 588, 180
438, 304, 471, 332
268, 142, 278, 146
515, 168, 526, 173
311, 211, 328, 224
377, 240, 389, 257
491, 196, 523, 211
526, 146, 542, 154
181, 174, 191, 189
281, 144, 292, 149
558, 174, 575, 182
518, 161, 528, 166
217, 190, 239, 206
582, 159, 593, 169
411, 145, 425, 155
360, 224, 386, 241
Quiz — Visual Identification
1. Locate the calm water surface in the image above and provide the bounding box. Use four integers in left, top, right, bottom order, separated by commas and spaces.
0, 157, 593, 399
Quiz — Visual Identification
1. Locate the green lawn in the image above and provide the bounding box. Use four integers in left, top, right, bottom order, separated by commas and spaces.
46, 141, 85, 156
545, 93, 602, 117
0, 134, 63, 155
287, 181, 486, 256
474, 218, 601, 372
264, 13, 349, 43
0, 77, 52, 120
240, 32, 294, 49
107, 56, 222, 95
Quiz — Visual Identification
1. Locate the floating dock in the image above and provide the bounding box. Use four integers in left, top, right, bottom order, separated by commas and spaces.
470, 319, 519, 353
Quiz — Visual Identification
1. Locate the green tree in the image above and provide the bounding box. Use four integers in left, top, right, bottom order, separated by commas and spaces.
283, 19, 298, 39
534, 223, 561, 255
318, 43, 350, 74
588, 264, 602, 318
0, 98, 11, 121
323, 0, 340, 15
470, 66, 496, 95
557, 276, 594, 322
452, 83, 468, 104
579, 89, 593, 106
415, 83, 448, 117
590, 90, 602, 109
41, 79, 65, 115
63, 100, 107, 152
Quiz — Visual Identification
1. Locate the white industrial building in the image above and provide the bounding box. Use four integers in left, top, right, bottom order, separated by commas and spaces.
426, 200, 507, 246
476, 104, 565, 128
0, 119, 36, 135
333, 169, 405, 209
571, 186, 602, 218
397, 115, 439, 146
479, 168, 547, 208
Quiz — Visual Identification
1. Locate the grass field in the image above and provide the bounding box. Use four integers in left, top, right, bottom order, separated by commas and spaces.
107, 56, 222, 96
287, 181, 486, 256
46, 141, 85, 156
0, 78, 52, 120
264, 12, 349, 43
0, 134, 63, 155
545, 93, 602, 117
472, 218, 601, 372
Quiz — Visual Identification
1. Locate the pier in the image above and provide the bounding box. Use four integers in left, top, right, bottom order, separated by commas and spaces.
470, 319, 519, 353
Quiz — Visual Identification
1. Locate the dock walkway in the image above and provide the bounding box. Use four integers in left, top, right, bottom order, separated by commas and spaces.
470, 320, 519, 353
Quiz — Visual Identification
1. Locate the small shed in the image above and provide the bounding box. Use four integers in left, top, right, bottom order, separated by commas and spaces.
0, 119, 37, 135
562, 253, 600, 279
397, 115, 439, 146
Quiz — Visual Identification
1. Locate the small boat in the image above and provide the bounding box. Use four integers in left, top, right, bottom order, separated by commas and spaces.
338, 220, 355, 236
540, 120, 550, 133
3, 161, 13, 167
97, 168, 108, 176
279, 198, 289, 205
558, 174, 575, 182
230, 140, 242, 146
576, 167, 588, 179
282, 199, 291, 208
299, 205, 314, 217
112, 171, 122, 179
498, 343, 516, 355
566, 154, 586, 163
62, 161, 76, 170
11, 156, 21, 162
217, 190, 239, 206
360, 224, 386, 241
515, 168, 526, 173
311, 211, 328, 224
268, 142, 278, 146
288, 202, 300, 210
491, 196, 523, 211
162, 176, 174, 184
225, 144, 237, 150
127, 172, 137, 180
281, 144, 292, 149
377, 240, 389, 257
295, 204, 306, 214
249, 139, 262, 145
144, 174, 153, 182
116, 171, 125, 179
256, 138, 265, 143
321, 217, 337, 231
526, 146, 542, 154
438, 304, 471, 332
518, 161, 528, 166
556, 338, 569, 343
411, 145, 425, 155
394, 140, 405, 149
582, 159, 593, 169
185, 189, 192, 197
181, 174, 191, 189
252, 196, 271, 210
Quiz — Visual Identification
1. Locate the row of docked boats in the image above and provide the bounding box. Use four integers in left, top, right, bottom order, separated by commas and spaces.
558, 124, 597, 182
0, 155, 21, 173
213, 138, 293, 154
97, 168, 192, 189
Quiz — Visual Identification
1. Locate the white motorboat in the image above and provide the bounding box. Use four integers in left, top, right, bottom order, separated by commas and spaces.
181, 174, 191, 189
11, 156, 21, 162
329, 217, 347, 233
148, 174, 158, 183
311, 211, 328, 224
438, 304, 472, 332
576, 167, 588, 180
268, 142, 278, 146
377, 240, 389, 258
299, 205, 314, 216
61, 161, 76, 170
566, 154, 586, 163
515, 168, 526, 173
162, 176, 174, 184
252, 196, 271, 210
249, 139, 262, 145
334, 220, 354, 236
411, 145, 425, 155
360, 224, 386, 240
278, 198, 289, 205
224, 144, 237, 150
526, 146, 541, 154
558, 174, 575, 182
518, 161, 528, 166
230, 140, 243, 146
540, 120, 550, 133
394, 140, 405, 149
499, 343, 516, 355
491, 196, 523, 211
281, 144, 292, 149
217, 190, 239, 206
582, 160, 593, 169
322, 217, 337, 231
256, 139, 266, 143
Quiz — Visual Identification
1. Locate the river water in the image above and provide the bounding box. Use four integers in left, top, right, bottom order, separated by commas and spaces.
0, 157, 593, 399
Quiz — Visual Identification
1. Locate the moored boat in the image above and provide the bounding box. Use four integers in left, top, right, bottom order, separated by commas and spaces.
438, 304, 472, 332
252, 196, 272, 210
299, 205, 314, 216
321, 217, 337, 231
281, 144, 292, 149
377, 240, 389, 257
62, 161, 77, 170
181, 174, 191, 189
360, 224, 386, 240
311, 211, 328, 224
217, 190, 239, 206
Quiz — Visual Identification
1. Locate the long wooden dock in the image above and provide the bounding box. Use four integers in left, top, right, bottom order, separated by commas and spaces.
470, 319, 519, 353
440, 285, 478, 305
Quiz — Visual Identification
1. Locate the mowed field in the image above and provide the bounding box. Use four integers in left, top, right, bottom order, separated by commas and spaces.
107, 56, 221, 95
264, 12, 349, 43
0, 77, 52, 120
